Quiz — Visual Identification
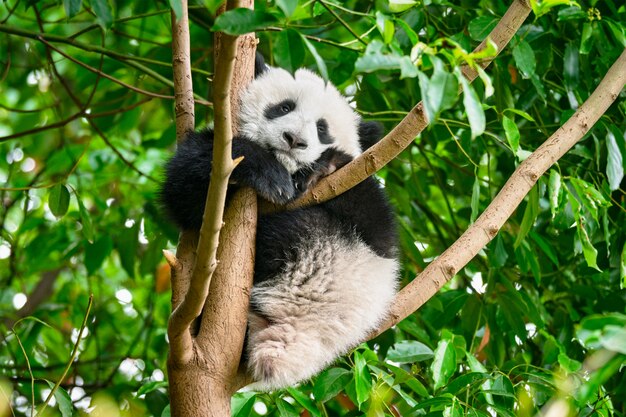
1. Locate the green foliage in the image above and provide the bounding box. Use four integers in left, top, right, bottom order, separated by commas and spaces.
1, 0, 625, 416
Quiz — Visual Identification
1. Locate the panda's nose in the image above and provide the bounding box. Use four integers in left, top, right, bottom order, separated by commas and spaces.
283, 132, 307, 149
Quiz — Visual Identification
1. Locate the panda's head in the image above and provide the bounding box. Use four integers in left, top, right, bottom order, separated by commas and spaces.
238, 66, 363, 174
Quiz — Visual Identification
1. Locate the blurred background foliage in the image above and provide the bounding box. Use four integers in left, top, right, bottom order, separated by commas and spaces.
0, 0, 625, 416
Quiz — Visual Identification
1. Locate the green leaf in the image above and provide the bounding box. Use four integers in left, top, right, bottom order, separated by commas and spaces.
502, 116, 520, 155
548, 170, 561, 218
231, 392, 256, 417
84, 235, 113, 275
385, 363, 429, 397
576, 216, 600, 271
276, 0, 297, 18
376, 12, 395, 44
48, 184, 70, 218
286, 388, 320, 417
428, 60, 459, 119
503, 108, 535, 122
563, 42, 579, 90
388, 0, 418, 13
512, 40, 536, 79
394, 19, 419, 45
161, 405, 170, 417
606, 130, 624, 191
76, 192, 94, 243
313, 368, 352, 403
570, 177, 610, 222
353, 351, 372, 407
457, 72, 485, 138
468, 16, 499, 41
168, 0, 183, 20
63, 0, 81, 18
580, 22, 594, 54
355, 41, 418, 79
387, 340, 434, 363
514, 186, 539, 248
530, 231, 559, 267
90, 0, 113, 29
274, 29, 305, 73
619, 243, 626, 289
137, 380, 168, 396
45, 381, 73, 417
116, 222, 138, 278
470, 175, 480, 223
431, 339, 456, 390
276, 398, 299, 417
212, 8, 277, 35
443, 372, 490, 395
302, 37, 328, 80
490, 234, 508, 268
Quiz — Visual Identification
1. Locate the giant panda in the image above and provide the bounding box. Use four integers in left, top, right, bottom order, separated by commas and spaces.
160, 56, 399, 390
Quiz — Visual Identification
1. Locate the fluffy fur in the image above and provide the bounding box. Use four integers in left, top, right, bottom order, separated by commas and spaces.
160, 60, 398, 389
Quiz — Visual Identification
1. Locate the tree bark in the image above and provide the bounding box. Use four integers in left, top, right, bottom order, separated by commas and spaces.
167, 1, 257, 416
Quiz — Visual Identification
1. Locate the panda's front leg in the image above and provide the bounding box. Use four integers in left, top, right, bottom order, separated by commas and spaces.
230, 137, 298, 205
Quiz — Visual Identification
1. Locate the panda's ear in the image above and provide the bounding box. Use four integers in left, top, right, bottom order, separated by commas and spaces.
255, 52, 269, 78
358, 120, 384, 151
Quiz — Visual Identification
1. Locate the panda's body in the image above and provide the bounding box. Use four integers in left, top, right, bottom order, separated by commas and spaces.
161, 63, 398, 389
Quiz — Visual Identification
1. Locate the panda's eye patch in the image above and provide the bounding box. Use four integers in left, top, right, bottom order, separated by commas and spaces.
316, 118, 334, 144
264, 100, 296, 120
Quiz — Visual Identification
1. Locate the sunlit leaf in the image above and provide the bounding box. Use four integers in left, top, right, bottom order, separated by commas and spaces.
512, 40, 536, 79
48, 184, 70, 218
387, 340, 434, 363
431, 339, 456, 390
274, 29, 305, 73
457, 72, 485, 138
388, 0, 418, 13
45, 382, 73, 417
606, 130, 624, 191
313, 368, 352, 403
354, 351, 372, 407
502, 115, 520, 155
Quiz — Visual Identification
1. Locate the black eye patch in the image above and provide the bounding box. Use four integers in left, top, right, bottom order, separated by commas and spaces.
264, 99, 296, 120
316, 118, 334, 144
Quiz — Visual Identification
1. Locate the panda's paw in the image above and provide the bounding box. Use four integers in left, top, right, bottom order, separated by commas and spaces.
254, 175, 297, 205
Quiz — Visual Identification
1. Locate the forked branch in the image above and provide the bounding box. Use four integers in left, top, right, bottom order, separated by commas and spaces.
372, 47, 626, 337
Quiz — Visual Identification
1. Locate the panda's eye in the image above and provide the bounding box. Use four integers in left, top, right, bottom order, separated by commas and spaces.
265, 99, 296, 120
316, 118, 334, 144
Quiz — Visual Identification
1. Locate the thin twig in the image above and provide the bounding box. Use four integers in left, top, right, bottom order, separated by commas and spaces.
35, 295, 93, 417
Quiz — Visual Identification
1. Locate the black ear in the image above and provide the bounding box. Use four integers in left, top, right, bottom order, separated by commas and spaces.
255, 52, 269, 78
358, 120, 384, 151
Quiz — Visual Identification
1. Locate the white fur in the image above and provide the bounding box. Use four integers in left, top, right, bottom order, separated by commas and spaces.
238, 67, 362, 173
247, 233, 398, 389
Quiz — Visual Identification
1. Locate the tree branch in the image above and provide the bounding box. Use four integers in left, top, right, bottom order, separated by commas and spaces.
372, 47, 626, 337
287, 0, 532, 210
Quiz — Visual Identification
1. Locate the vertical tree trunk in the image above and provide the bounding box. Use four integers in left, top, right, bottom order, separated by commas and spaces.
167, 1, 257, 416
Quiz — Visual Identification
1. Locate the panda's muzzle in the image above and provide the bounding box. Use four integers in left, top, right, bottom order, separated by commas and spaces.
282, 132, 308, 149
